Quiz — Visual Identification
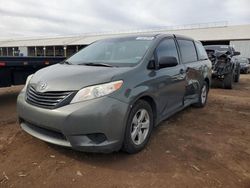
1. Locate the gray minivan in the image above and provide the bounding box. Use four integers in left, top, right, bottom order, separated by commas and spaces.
17, 34, 212, 154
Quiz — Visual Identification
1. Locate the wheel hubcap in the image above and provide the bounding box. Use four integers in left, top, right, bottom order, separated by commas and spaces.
130, 109, 150, 145
201, 85, 207, 104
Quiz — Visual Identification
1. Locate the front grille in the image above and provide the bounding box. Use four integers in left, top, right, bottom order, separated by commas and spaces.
26, 86, 74, 109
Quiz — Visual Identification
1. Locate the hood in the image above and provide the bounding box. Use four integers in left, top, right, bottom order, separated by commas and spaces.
29, 64, 131, 92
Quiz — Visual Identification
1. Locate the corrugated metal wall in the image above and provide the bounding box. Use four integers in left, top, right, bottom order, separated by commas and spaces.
230, 40, 250, 58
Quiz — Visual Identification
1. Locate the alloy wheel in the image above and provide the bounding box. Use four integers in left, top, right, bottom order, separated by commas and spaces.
130, 109, 150, 145
201, 85, 207, 104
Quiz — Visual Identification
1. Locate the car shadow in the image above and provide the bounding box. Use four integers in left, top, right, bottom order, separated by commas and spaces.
46, 106, 194, 173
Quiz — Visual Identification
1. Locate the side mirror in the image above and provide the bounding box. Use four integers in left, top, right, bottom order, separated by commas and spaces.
159, 56, 178, 68
147, 60, 156, 70
233, 51, 240, 56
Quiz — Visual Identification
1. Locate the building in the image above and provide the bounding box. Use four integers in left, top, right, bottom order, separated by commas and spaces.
0, 22, 250, 58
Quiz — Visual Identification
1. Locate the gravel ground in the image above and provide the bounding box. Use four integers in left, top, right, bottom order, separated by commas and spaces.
0, 75, 250, 188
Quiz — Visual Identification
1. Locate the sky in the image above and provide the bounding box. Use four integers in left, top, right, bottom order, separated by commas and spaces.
0, 0, 250, 39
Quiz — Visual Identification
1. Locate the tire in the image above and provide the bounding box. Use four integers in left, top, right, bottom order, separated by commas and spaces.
122, 100, 154, 154
193, 82, 208, 108
234, 66, 240, 82
223, 73, 233, 89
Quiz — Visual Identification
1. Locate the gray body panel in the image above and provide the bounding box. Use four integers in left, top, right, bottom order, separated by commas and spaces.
17, 34, 212, 153
18, 92, 129, 152
31, 63, 132, 91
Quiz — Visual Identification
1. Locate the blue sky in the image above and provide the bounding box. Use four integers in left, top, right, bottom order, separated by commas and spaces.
0, 0, 249, 38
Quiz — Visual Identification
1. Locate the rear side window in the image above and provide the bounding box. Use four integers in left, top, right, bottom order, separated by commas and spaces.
178, 40, 197, 63
156, 39, 179, 63
195, 41, 208, 60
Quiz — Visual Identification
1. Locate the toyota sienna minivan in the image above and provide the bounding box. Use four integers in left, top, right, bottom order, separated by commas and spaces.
17, 34, 212, 154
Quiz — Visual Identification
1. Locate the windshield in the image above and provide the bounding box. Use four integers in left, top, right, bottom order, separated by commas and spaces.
66, 36, 154, 67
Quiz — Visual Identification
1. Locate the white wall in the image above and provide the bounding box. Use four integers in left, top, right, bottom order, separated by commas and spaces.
230, 40, 250, 58
1, 24, 250, 47
18, 46, 28, 56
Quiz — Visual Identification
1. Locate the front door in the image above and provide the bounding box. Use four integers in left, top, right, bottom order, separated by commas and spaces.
154, 38, 186, 117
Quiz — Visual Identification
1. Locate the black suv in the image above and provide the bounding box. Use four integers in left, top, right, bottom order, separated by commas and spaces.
204, 45, 241, 89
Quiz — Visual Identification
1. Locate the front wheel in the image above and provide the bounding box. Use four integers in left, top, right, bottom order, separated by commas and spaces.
193, 82, 208, 108
122, 100, 154, 154
224, 73, 233, 89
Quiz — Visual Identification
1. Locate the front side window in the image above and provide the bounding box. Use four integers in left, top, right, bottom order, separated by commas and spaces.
155, 39, 179, 63
66, 37, 154, 67
178, 40, 198, 63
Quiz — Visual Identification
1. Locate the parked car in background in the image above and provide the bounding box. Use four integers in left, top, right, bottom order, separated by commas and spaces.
204, 45, 241, 89
238, 57, 250, 74
17, 34, 212, 154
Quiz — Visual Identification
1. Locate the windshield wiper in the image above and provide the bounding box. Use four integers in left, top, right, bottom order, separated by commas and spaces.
61, 61, 72, 65
79, 62, 114, 67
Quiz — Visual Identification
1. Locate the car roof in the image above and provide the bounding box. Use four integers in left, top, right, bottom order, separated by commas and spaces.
153, 34, 194, 41
102, 34, 194, 41
173, 34, 194, 41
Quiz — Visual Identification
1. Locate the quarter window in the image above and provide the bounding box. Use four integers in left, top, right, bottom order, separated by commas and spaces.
195, 41, 208, 60
178, 40, 198, 63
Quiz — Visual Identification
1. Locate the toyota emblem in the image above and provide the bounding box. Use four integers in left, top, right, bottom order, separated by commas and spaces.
38, 81, 47, 91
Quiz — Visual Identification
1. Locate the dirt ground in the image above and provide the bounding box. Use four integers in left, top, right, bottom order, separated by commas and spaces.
0, 75, 250, 188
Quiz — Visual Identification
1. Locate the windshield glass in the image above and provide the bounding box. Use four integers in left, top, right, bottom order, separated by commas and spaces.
67, 36, 154, 67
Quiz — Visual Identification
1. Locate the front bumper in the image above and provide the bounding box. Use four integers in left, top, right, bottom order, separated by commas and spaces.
17, 91, 129, 153
212, 72, 225, 80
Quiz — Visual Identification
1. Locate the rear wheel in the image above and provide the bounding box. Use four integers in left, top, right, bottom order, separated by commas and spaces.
224, 73, 233, 89
193, 82, 208, 108
123, 100, 153, 154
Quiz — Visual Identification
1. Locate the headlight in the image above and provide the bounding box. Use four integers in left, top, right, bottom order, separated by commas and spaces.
22, 74, 33, 91
70, 80, 123, 104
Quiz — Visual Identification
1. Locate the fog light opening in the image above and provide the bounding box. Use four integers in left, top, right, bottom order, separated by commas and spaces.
87, 133, 107, 144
